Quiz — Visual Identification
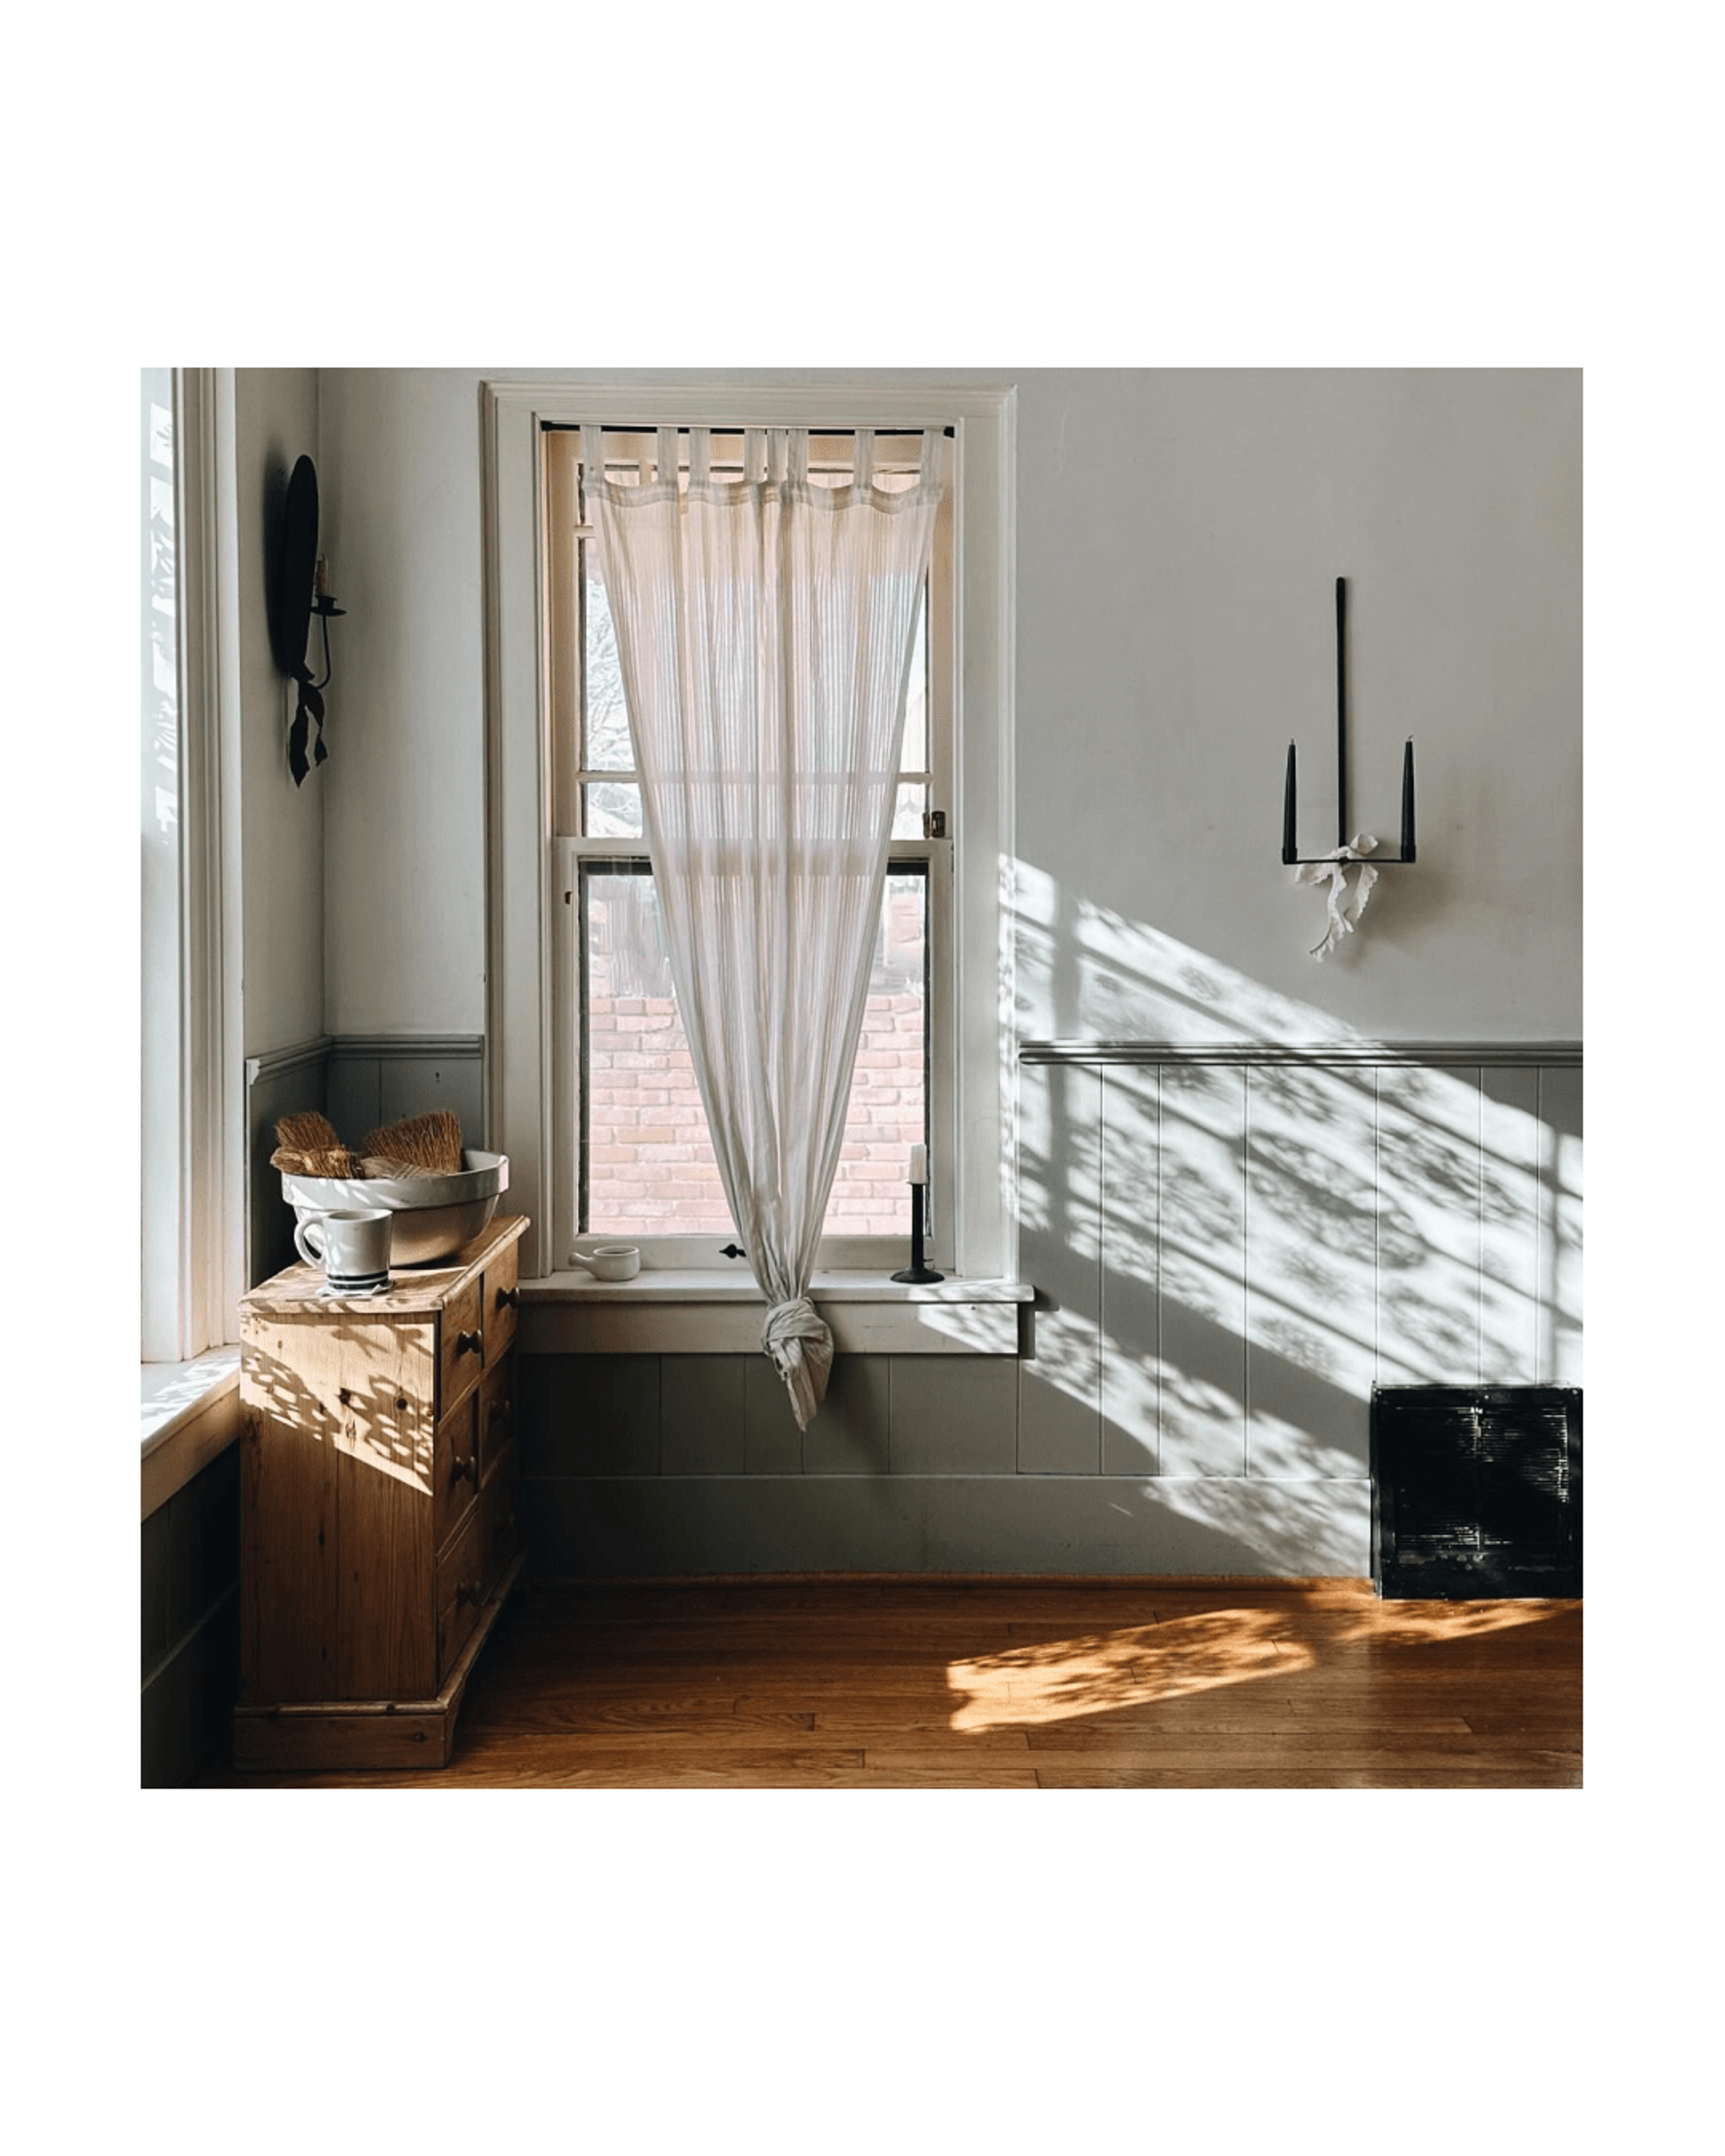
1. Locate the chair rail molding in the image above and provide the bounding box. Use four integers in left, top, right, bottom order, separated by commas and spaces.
1020, 1039, 1583, 1065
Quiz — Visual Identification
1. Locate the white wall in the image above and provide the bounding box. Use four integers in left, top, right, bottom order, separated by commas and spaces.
234, 367, 323, 1056
316, 368, 491, 1034
1013, 368, 1581, 1045
313, 367, 1579, 1048
291, 367, 1581, 1577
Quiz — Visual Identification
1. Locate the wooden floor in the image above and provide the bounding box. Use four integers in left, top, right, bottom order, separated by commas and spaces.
209, 1577, 1582, 1788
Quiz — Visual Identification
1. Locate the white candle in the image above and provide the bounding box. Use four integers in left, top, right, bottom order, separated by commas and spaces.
909, 1144, 927, 1184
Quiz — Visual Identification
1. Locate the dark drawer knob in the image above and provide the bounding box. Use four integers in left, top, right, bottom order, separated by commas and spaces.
451, 1453, 477, 1486
495, 1286, 520, 1311
455, 1581, 482, 1609
456, 1329, 482, 1356
489, 1399, 513, 1430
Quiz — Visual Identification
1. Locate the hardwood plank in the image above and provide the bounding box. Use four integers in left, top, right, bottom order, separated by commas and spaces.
1022, 1730, 1579, 1764
252, 1763, 1047, 1790
1033, 1767, 1583, 1789
207, 1577, 1582, 1789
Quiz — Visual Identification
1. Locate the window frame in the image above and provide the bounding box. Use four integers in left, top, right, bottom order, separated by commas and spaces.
543, 424, 955, 1273
141, 365, 244, 1362
481, 381, 1016, 1285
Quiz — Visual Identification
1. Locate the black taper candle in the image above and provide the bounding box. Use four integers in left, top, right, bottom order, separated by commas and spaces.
1401, 738, 1416, 862
891, 1180, 944, 1284
1283, 742, 1297, 863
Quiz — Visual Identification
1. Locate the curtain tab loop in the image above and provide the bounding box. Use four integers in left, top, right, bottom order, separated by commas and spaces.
688, 427, 710, 486
579, 424, 603, 490
853, 428, 875, 490
787, 428, 809, 484
919, 426, 941, 487
655, 427, 679, 488
744, 427, 766, 484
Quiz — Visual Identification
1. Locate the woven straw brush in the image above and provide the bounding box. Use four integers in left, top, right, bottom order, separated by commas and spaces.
363, 1110, 465, 1175
270, 1110, 363, 1180
275, 1110, 344, 1153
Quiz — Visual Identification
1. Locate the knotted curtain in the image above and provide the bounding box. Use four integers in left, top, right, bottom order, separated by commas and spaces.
582, 424, 945, 1426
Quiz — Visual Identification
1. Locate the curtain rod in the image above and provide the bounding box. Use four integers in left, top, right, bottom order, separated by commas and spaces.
542, 422, 955, 438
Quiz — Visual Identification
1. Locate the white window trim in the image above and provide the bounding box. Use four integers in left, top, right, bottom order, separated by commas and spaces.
142, 366, 246, 1367
544, 425, 957, 1275
481, 382, 1017, 1288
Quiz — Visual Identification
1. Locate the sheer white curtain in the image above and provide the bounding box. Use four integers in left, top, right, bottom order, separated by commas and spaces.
581, 423, 945, 1427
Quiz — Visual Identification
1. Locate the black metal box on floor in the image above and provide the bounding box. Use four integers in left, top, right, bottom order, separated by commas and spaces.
1370, 1384, 1581, 1599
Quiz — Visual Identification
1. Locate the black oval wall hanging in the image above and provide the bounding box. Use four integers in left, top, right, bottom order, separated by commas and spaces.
273, 454, 341, 785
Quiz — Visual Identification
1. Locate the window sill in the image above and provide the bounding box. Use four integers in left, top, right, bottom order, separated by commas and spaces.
141, 1350, 243, 1521
520, 1272, 1031, 1355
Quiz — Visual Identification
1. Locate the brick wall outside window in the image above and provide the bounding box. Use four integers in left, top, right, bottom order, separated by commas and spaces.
585, 882, 924, 1237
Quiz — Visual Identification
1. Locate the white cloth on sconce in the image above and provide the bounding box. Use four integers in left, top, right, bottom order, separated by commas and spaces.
1295, 835, 1379, 960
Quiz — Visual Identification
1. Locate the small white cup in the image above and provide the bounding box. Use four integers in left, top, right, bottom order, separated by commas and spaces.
572, 1242, 641, 1281
296, 1208, 394, 1291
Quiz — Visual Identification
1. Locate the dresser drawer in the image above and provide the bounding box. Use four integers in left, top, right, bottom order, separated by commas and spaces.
480, 1444, 522, 1594
484, 1239, 520, 1360
439, 1275, 485, 1415
437, 1503, 487, 1679
478, 1356, 515, 1486
433, 1386, 480, 1555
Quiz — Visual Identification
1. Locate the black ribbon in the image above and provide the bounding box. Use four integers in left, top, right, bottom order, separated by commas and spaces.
288, 669, 327, 786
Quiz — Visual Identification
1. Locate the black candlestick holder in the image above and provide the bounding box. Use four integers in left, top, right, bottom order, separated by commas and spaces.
891, 1182, 943, 1284
1282, 578, 1416, 866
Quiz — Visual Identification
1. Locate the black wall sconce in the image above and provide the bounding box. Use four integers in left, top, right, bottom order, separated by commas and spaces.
270, 455, 345, 786
1282, 577, 1415, 865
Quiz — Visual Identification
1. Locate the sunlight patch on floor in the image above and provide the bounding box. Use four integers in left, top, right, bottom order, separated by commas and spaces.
1349, 1600, 1568, 1645
947, 1610, 1310, 1731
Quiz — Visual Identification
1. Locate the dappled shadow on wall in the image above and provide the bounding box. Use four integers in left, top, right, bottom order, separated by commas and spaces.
1012, 858, 1580, 1572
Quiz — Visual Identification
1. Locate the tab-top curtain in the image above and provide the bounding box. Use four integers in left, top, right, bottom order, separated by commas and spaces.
582, 423, 944, 1427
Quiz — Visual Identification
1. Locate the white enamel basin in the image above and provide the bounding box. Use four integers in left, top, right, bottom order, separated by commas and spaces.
281, 1150, 510, 1266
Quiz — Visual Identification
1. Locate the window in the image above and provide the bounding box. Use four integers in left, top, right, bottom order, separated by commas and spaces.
541, 427, 954, 1270
140, 367, 241, 1360
480, 382, 1014, 1285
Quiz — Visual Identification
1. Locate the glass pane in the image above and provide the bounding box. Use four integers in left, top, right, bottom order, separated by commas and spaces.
824, 869, 927, 1237
581, 865, 927, 1239
584, 781, 643, 838
583, 867, 734, 1236
900, 585, 927, 775
890, 781, 928, 839
582, 555, 632, 771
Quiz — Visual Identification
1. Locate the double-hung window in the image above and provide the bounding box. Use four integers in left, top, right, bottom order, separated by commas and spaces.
480, 381, 1013, 1288
540, 426, 955, 1272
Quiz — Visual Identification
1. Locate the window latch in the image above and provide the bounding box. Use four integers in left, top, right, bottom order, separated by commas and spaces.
720, 1243, 747, 1261
923, 808, 947, 839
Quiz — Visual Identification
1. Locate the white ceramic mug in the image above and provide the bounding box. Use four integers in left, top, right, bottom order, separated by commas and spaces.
296, 1208, 394, 1290
571, 1243, 641, 1281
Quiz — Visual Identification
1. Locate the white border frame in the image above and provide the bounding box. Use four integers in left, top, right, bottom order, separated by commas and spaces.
481, 380, 1016, 1282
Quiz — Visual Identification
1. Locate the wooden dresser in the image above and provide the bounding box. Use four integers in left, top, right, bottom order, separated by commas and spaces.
234, 1214, 528, 1771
